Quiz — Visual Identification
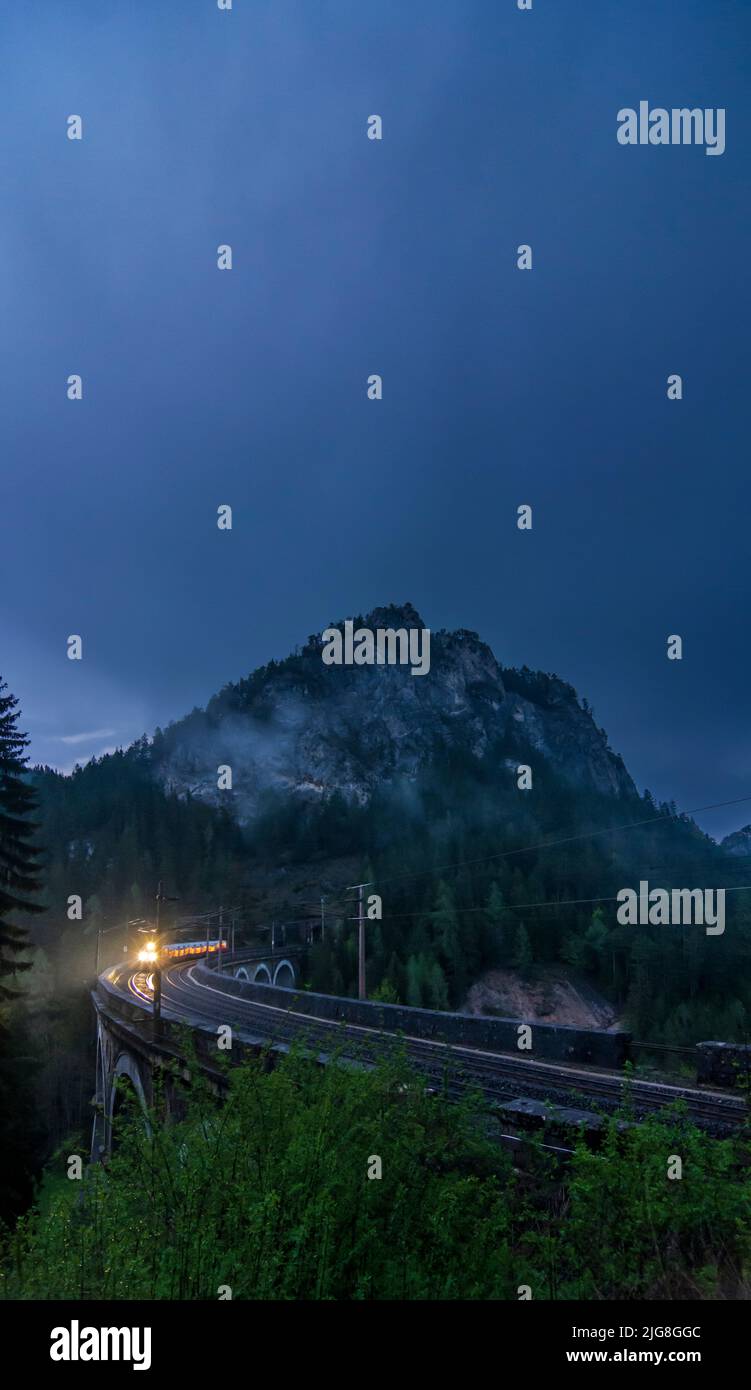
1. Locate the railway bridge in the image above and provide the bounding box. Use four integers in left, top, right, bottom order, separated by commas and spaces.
90, 945, 746, 1159
91, 946, 301, 1157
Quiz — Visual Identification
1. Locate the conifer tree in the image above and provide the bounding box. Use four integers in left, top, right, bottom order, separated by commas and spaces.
431, 880, 466, 1002
512, 922, 533, 976
406, 954, 424, 1008
484, 881, 508, 964
0, 679, 44, 1000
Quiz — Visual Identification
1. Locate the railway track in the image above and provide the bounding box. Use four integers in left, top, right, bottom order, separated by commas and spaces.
104, 961, 748, 1136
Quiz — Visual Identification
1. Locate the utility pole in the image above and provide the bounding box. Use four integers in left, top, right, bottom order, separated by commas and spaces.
218, 906, 224, 973
346, 882, 368, 1000
152, 884, 164, 1028
358, 884, 365, 1000
152, 961, 162, 1021
152, 881, 178, 1024
320, 895, 325, 943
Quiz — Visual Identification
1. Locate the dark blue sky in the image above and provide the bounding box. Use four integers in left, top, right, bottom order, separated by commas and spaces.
1, 1, 748, 837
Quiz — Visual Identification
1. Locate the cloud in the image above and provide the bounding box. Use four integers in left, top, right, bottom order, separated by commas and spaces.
57, 728, 117, 746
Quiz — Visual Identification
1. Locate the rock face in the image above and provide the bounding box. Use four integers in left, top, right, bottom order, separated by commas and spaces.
151, 603, 636, 823
721, 826, 751, 857
464, 969, 619, 1030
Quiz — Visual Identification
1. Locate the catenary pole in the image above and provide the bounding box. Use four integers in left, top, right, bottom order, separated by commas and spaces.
358, 884, 365, 1000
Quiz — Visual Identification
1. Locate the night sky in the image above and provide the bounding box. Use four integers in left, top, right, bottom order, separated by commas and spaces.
1, 1, 748, 838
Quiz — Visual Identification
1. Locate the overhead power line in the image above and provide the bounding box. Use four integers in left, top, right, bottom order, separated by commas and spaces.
367, 880, 751, 924
344, 793, 751, 893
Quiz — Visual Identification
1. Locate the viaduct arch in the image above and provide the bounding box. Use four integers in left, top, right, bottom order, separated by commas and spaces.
233, 956, 296, 988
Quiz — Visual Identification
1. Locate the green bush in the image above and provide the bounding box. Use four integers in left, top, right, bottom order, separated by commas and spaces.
2, 1051, 749, 1301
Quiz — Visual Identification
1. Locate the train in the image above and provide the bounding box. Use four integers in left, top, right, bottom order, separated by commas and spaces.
137, 937, 229, 965
161, 939, 229, 960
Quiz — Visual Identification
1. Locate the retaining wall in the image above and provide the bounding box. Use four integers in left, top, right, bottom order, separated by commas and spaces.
196, 961, 631, 1066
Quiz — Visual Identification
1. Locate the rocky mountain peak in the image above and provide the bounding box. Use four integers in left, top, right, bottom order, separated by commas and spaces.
359, 600, 426, 631
151, 604, 637, 822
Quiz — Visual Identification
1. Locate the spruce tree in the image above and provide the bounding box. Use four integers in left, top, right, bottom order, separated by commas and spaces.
0, 679, 44, 1000
484, 881, 507, 965
431, 880, 466, 1002
512, 922, 533, 976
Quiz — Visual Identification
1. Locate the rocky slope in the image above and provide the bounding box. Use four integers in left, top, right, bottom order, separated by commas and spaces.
149, 603, 636, 824
720, 825, 751, 856
464, 969, 619, 1030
